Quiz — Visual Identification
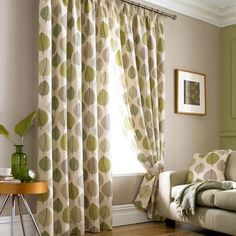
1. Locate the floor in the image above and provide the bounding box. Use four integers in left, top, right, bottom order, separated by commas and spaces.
85, 222, 228, 236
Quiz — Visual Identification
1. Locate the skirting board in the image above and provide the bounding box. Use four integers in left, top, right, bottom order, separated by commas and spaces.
0, 204, 149, 234
0, 215, 34, 236
112, 204, 150, 226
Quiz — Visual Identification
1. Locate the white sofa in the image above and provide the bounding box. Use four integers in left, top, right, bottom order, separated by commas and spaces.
159, 151, 236, 235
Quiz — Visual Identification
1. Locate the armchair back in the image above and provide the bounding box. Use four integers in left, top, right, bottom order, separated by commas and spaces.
225, 151, 236, 181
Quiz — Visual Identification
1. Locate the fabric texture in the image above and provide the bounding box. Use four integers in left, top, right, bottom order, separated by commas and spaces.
214, 189, 236, 211
37, 0, 113, 234
38, 0, 166, 233
110, 3, 165, 220
174, 180, 236, 218
186, 150, 232, 183
171, 184, 222, 208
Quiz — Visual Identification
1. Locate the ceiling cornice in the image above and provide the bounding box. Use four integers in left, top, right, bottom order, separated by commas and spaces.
145, 0, 236, 27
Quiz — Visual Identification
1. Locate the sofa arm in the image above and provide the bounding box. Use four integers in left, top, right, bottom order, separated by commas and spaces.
158, 170, 188, 218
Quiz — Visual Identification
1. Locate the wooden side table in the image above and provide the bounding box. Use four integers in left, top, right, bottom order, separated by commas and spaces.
0, 181, 48, 236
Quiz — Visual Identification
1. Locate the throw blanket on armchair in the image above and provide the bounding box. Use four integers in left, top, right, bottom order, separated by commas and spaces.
174, 180, 236, 218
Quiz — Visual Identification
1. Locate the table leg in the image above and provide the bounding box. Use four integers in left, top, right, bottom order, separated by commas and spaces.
11, 195, 16, 236
0, 194, 10, 215
17, 195, 26, 236
20, 194, 41, 236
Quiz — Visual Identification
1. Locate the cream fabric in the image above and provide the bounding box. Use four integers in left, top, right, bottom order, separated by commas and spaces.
214, 190, 236, 211
171, 185, 222, 208
186, 150, 231, 183
196, 189, 222, 207
225, 152, 236, 181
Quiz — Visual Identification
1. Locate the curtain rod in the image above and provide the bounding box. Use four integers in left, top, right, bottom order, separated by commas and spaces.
120, 0, 177, 20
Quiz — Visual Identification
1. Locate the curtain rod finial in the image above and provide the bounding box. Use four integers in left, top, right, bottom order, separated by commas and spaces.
172, 15, 177, 20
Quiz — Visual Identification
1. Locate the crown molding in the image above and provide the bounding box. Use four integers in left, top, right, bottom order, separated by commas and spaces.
144, 0, 236, 27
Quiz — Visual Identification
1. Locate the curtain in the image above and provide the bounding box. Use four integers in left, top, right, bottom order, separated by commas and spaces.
112, 4, 166, 220
37, 0, 165, 234
37, 0, 112, 234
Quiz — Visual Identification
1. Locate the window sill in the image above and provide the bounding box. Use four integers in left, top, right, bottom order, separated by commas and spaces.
112, 172, 145, 177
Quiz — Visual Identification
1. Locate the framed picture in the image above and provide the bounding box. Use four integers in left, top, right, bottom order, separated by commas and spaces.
175, 69, 206, 115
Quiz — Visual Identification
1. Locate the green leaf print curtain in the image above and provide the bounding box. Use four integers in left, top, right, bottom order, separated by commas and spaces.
111, 4, 166, 220
37, 0, 112, 234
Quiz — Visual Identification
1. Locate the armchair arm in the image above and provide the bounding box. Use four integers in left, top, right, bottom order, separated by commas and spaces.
158, 170, 188, 218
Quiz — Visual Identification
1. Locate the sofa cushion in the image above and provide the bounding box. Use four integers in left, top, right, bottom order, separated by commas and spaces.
196, 189, 222, 207
171, 184, 222, 208
214, 190, 236, 211
186, 150, 231, 183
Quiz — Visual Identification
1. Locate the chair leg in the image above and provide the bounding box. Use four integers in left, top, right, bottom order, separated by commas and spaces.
20, 194, 41, 236
166, 218, 176, 228
11, 195, 16, 236
17, 195, 26, 236
0, 194, 10, 215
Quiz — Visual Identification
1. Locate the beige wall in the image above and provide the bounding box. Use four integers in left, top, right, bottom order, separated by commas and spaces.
0, 0, 38, 214
164, 11, 221, 171
113, 10, 221, 205
0, 1, 221, 207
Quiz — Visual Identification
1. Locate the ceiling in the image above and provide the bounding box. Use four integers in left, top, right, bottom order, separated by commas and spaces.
203, 0, 236, 9
145, 0, 236, 27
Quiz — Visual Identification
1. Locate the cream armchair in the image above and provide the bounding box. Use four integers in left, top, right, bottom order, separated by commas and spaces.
158, 151, 236, 235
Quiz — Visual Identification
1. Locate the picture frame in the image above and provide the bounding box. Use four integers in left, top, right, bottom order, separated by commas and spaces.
175, 69, 206, 115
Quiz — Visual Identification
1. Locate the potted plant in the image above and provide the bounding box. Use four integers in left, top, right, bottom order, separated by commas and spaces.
0, 110, 37, 181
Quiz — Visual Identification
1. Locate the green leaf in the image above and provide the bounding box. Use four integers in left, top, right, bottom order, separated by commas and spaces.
206, 153, 219, 165
14, 110, 37, 138
70, 207, 82, 223
158, 38, 164, 52
0, 124, 9, 137
138, 186, 151, 198
100, 206, 111, 219
60, 134, 67, 151
62, 207, 70, 223
89, 203, 99, 220
84, 0, 91, 13
67, 112, 75, 129
53, 168, 62, 182
39, 33, 50, 52
84, 66, 95, 82
69, 183, 79, 200
38, 208, 52, 227
53, 198, 63, 213
86, 135, 97, 152
38, 81, 49, 96
40, 6, 50, 21
98, 89, 109, 106
99, 156, 111, 173
69, 157, 79, 171
39, 156, 51, 171
115, 50, 122, 66
38, 109, 48, 127
100, 22, 109, 38
60, 61, 67, 77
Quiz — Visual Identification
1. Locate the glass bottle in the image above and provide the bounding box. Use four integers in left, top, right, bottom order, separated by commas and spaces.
11, 145, 27, 180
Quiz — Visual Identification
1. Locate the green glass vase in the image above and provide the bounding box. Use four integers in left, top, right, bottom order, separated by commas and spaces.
11, 145, 27, 180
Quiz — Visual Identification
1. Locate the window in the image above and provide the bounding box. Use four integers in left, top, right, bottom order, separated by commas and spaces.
108, 65, 145, 175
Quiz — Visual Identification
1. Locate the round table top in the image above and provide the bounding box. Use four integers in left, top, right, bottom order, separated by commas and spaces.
0, 181, 48, 195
